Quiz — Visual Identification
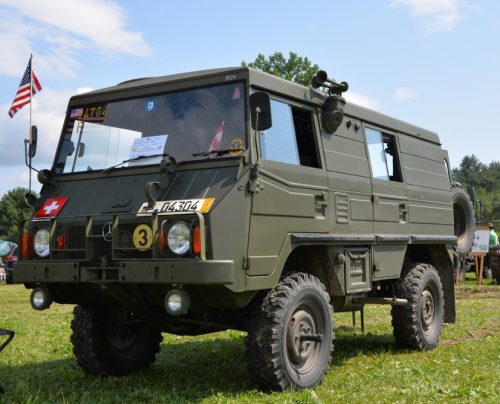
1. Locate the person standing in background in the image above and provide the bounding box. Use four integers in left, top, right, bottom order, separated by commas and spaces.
489, 223, 499, 246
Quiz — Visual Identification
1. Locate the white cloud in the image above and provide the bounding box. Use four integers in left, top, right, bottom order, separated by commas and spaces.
393, 87, 416, 101
0, 0, 151, 78
0, 87, 77, 168
0, 165, 41, 198
345, 92, 381, 110
390, 0, 471, 34
0, 168, 30, 187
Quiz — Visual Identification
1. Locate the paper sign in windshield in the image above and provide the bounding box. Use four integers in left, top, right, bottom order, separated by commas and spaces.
129, 135, 168, 160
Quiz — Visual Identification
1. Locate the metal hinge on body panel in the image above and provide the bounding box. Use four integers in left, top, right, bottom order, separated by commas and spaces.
243, 257, 250, 270
248, 164, 258, 193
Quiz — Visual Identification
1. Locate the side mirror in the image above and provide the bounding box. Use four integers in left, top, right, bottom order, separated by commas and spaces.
321, 95, 346, 134
24, 192, 39, 207
28, 125, 38, 158
249, 92, 272, 131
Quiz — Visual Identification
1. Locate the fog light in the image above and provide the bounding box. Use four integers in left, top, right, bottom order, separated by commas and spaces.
30, 287, 53, 311
164, 289, 190, 316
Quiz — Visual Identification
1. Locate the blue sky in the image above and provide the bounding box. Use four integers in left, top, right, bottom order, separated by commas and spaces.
0, 0, 498, 198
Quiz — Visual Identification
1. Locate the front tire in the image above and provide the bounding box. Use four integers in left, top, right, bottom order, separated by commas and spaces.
391, 263, 444, 351
245, 272, 333, 391
70, 305, 163, 376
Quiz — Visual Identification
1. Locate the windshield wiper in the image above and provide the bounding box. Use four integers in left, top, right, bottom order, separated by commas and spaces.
192, 148, 245, 157
102, 153, 174, 173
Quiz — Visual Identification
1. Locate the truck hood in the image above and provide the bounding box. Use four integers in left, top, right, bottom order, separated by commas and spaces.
37, 164, 240, 219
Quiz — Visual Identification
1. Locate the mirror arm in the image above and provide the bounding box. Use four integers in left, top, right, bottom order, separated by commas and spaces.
250, 107, 261, 181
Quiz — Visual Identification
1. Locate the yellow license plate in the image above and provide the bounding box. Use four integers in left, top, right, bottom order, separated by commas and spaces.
138, 198, 215, 215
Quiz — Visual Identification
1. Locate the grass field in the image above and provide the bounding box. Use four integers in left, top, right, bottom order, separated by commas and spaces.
0, 275, 499, 403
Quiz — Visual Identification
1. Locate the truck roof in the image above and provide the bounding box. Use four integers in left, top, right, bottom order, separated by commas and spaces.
69, 66, 441, 145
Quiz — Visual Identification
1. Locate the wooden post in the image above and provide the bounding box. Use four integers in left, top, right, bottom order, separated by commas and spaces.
470, 226, 490, 285
471, 252, 486, 285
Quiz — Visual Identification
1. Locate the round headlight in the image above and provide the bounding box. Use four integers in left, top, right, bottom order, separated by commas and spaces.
34, 228, 50, 257
167, 222, 190, 255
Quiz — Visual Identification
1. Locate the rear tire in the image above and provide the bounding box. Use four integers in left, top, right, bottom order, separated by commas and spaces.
392, 263, 444, 351
70, 305, 162, 376
245, 272, 333, 391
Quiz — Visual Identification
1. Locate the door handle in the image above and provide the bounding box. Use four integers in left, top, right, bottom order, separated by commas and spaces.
399, 201, 408, 222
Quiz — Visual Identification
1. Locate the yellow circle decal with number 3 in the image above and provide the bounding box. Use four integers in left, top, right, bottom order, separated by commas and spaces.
133, 224, 153, 251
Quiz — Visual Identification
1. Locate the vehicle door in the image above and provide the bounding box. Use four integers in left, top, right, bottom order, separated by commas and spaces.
364, 124, 408, 279
246, 97, 328, 276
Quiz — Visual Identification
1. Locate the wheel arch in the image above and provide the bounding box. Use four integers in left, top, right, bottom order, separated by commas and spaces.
403, 244, 456, 323
281, 245, 343, 297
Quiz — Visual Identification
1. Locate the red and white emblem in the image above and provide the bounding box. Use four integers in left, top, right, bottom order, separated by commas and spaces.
209, 121, 224, 154
35, 197, 68, 218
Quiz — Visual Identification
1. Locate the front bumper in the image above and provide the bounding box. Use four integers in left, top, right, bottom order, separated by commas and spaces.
13, 259, 234, 285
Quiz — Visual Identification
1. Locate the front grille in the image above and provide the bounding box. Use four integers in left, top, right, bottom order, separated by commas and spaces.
68, 226, 85, 249
115, 223, 153, 259
67, 226, 85, 260
27, 212, 202, 262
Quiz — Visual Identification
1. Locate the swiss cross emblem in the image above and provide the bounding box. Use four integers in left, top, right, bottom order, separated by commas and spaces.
35, 197, 68, 218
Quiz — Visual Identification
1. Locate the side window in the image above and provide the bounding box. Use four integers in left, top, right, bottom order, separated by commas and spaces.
260, 99, 320, 168
365, 127, 402, 182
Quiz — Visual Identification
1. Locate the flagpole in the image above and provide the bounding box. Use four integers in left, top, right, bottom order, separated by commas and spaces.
29, 53, 33, 143
28, 53, 33, 197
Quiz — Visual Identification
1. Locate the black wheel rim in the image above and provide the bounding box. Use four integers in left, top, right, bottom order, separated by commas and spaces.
106, 308, 139, 353
420, 287, 436, 335
285, 301, 323, 374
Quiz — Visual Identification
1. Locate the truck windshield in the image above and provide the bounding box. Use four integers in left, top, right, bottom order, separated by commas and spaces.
54, 82, 246, 174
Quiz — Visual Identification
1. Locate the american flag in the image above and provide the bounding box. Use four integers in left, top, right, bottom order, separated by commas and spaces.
8, 57, 42, 118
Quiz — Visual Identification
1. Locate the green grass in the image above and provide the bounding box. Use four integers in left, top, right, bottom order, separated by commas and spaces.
0, 275, 499, 403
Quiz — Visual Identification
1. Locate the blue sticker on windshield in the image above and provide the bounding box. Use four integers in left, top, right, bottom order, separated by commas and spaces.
145, 98, 157, 112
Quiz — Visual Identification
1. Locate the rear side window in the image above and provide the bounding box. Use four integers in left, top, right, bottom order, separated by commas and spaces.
260, 99, 320, 168
365, 127, 402, 182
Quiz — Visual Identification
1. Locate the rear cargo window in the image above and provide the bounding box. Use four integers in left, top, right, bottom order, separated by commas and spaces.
365, 128, 402, 182
260, 100, 320, 168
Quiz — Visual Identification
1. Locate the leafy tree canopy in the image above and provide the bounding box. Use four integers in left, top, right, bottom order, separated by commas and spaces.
242, 51, 319, 86
0, 187, 35, 242
453, 155, 500, 224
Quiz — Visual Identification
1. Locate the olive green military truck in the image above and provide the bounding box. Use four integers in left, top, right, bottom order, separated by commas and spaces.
14, 67, 472, 391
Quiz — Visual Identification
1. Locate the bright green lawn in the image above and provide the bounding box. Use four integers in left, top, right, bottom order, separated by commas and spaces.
0, 275, 499, 403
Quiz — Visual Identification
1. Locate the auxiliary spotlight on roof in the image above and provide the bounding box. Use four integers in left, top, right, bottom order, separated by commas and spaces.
311, 70, 349, 134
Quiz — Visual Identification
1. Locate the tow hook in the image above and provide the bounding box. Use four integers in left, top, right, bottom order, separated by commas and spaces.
0, 328, 15, 394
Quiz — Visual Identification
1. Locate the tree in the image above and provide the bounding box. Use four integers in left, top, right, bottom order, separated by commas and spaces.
453, 155, 500, 223
242, 51, 319, 86
0, 187, 35, 242
452, 154, 484, 186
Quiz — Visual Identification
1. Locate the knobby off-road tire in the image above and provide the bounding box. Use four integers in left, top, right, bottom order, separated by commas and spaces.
452, 181, 475, 256
392, 263, 444, 351
245, 272, 333, 391
70, 305, 163, 376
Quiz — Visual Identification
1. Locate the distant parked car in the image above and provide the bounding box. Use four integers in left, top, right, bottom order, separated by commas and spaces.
5, 246, 18, 284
